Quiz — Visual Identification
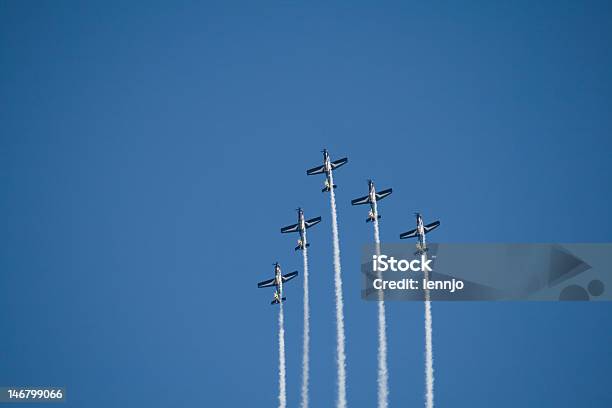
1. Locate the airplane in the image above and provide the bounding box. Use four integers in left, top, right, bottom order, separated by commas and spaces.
399, 212, 440, 252
257, 262, 299, 305
306, 149, 348, 192
351, 179, 392, 222
281, 208, 322, 250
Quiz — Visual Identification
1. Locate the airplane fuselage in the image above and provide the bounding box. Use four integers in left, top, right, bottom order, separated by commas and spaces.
368, 182, 377, 217
323, 151, 332, 173
416, 214, 426, 248
298, 211, 306, 243
323, 153, 333, 186
273, 265, 284, 297
296, 209, 307, 248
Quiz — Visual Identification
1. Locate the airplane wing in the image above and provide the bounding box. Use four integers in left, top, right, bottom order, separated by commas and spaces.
351, 195, 370, 205
281, 223, 299, 233
399, 228, 418, 239
305, 217, 321, 228
375, 188, 393, 201
424, 221, 440, 233
282, 271, 298, 282
331, 157, 348, 169
257, 278, 276, 288
306, 165, 325, 175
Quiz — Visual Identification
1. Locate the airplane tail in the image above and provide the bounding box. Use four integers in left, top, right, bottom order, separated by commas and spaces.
294, 242, 310, 251
271, 297, 287, 305
322, 184, 337, 192
414, 243, 428, 256
366, 215, 381, 223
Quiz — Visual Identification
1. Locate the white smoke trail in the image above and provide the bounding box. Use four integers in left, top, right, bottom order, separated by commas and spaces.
329, 172, 347, 408
372, 200, 389, 408
423, 254, 434, 408
301, 241, 310, 408
279, 302, 287, 408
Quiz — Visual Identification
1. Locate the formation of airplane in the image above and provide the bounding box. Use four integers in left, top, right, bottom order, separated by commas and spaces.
258, 149, 441, 304
351, 179, 393, 222
306, 148, 348, 192
257, 262, 299, 305
399, 212, 440, 252
281, 207, 321, 250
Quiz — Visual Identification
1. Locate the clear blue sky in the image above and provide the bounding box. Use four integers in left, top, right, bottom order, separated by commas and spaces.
1, 1, 611, 406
